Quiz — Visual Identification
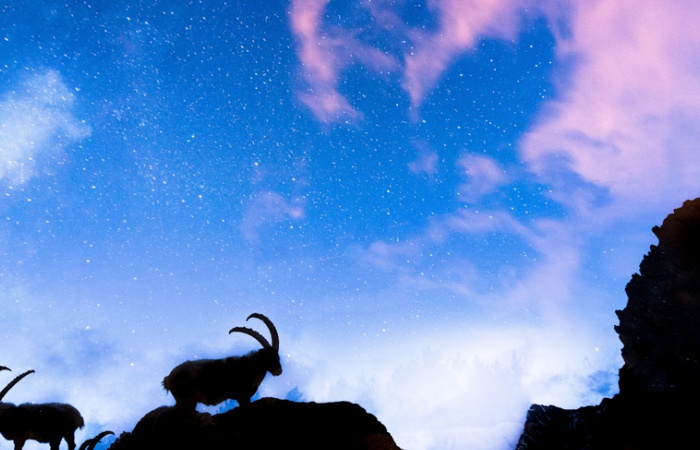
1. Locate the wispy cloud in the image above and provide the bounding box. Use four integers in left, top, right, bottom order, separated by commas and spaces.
362, 206, 536, 301
428, 208, 532, 243
363, 239, 421, 271
408, 140, 440, 180
401, 0, 528, 108
288, 0, 357, 122
408, 147, 439, 177
0, 70, 90, 186
289, 0, 399, 123
456, 154, 508, 202
289, 0, 531, 122
240, 191, 306, 241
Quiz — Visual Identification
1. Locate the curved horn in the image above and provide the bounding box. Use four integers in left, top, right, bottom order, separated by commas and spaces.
247, 313, 279, 351
229, 326, 271, 349
78, 431, 115, 450
0, 366, 9, 372
0, 369, 35, 401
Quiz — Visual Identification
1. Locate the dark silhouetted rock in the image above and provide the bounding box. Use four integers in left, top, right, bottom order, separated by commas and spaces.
108, 398, 401, 450
616, 198, 700, 395
517, 198, 700, 449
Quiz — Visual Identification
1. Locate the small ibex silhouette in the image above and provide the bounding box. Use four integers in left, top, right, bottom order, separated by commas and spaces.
0, 369, 85, 450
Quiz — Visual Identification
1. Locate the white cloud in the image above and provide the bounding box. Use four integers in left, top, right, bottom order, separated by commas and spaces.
289, 319, 617, 450
0, 70, 90, 186
363, 239, 421, 271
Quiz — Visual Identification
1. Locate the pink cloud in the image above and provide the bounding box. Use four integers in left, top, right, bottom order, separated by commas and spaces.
402, 0, 528, 108
521, 0, 700, 212
289, 0, 527, 122
289, 0, 356, 122
296, 88, 360, 124
288, 0, 334, 82
288, 0, 700, 219
289, 0, 400, 123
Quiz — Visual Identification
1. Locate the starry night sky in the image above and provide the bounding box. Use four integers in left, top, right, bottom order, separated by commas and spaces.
2, 1, 700, 449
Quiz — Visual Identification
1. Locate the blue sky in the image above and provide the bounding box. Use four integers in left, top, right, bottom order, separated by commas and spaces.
2, 1, 700, 449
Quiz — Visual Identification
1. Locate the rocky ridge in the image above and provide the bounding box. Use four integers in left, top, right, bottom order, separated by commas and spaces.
106, 397, 400, 450
517, 198, 700, 449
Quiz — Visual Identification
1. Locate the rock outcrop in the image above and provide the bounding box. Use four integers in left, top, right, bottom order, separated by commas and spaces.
517, 198, 700, 449
107, 398, 401, 450
616, 198, 700, 396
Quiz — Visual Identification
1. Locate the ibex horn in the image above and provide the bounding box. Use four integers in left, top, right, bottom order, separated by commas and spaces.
0, 369, 35, 401
78, 431, 115, 450
247, 313, 279, 351
229, 313, 279, 351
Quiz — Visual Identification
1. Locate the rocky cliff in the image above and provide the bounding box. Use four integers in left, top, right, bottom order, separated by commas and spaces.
517, 198, 700, 449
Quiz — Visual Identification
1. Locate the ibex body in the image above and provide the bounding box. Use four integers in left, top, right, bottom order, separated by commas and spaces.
163, 313, 282, 409
0, 370, 85, 450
